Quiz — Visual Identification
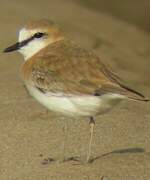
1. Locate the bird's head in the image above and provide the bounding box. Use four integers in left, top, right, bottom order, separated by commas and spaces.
4, 19, 64, 60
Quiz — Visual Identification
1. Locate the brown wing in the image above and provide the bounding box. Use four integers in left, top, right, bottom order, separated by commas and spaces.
21, 40, 148, 101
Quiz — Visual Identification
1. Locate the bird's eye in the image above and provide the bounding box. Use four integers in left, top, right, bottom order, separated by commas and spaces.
34, 32, 45, 38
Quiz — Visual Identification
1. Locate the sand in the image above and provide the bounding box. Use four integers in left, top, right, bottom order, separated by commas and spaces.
0, 0, 150, 179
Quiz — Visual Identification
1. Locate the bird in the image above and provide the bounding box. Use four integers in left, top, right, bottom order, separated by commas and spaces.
3, 19, 149, 163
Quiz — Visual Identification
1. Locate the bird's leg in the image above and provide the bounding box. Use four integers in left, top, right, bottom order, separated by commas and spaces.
86, 116, 95, 163
41, 118, 69, 165
61, 117, 68, 162
61, 118, 80, 163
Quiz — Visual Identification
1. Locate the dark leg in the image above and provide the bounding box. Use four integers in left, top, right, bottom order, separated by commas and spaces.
86, 116, 95, 162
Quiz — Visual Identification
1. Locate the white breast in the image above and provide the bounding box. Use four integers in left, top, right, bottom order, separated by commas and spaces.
25, 84, 125, 117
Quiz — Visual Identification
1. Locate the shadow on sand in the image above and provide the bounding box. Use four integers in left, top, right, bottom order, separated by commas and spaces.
89, 147, 145, 163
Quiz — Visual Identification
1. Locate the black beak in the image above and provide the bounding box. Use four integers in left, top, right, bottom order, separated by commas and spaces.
3, 42, 21, 53
3, 36, 35, 53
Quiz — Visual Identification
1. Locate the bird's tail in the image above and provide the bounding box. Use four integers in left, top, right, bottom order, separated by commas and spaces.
101, 65, 149, 102
118, 83, 150, 102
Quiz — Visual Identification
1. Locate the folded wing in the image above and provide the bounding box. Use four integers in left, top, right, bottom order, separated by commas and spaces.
21, 40, 149, 101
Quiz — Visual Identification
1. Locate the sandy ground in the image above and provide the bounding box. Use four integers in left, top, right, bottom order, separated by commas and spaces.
0, 0, 150, 180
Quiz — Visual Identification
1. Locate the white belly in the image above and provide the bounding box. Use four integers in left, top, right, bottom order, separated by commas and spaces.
26, 84, 125, 117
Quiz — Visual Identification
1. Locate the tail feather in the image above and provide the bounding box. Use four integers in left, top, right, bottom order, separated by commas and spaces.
118, 83, 150, 102
101, 65, 149, 102
97, 84, 150, 102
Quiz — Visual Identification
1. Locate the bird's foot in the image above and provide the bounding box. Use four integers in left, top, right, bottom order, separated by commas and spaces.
41, 157, 56, 165
63, 156, 80, 163
41, 156, 81, 165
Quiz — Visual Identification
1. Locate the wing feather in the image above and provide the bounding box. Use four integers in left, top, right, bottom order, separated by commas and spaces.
21, 39, 148, 101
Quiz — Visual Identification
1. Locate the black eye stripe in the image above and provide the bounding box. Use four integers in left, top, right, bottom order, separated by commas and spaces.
4, 31, 48, 52
18, 36, 35, 47
6, 32, 47, 51
19, 32, 46, 46
34, 32, 45, 38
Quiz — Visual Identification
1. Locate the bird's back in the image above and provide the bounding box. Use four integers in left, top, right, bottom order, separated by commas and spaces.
21, 39, 148, 102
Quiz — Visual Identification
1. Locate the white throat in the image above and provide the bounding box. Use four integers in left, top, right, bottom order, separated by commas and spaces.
18, 40, 49, 60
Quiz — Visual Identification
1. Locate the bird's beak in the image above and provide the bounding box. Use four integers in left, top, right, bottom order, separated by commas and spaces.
3, 42, 21, 53
3, 36, 35, 53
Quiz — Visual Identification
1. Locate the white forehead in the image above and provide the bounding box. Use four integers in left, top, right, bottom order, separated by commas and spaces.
18, 28, 44, 42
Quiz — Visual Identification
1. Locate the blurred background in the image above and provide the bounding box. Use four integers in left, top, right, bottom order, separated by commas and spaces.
0, 1, 150, 180
78, 0, 150, 32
